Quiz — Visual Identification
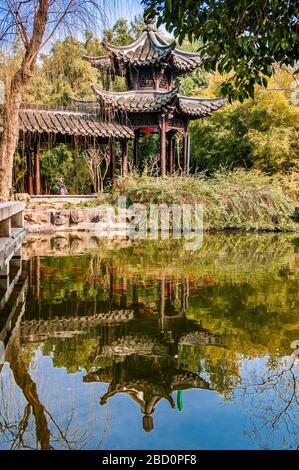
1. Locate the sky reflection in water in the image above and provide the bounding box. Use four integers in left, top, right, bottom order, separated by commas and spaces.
0, 233, 298, 450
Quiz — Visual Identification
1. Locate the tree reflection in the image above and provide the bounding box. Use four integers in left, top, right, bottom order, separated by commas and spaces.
236, 352, 299, 449
0, 233, 298, 448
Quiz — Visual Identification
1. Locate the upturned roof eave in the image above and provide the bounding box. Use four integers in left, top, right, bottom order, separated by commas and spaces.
177, 95, 226, 118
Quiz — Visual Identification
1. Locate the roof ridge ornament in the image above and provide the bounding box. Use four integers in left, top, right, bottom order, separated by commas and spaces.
144, 13, 157, 32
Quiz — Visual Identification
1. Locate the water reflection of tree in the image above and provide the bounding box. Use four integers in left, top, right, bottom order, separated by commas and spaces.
0, 336, 100, 449
0, 374, 96, 449
236, 356, 299, 450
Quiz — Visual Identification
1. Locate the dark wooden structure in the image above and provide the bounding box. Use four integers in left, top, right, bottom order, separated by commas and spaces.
80, 18, 225, 176
19, 104, 133, 195
0, 103, 134, 195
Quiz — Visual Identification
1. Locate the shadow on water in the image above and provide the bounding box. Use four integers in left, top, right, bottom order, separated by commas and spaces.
0, 232, 298, 449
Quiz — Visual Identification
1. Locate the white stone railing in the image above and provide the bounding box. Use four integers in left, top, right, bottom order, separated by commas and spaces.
0, 202, 26, 277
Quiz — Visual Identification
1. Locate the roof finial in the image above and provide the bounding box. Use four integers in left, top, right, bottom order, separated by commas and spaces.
143, 12, 157, 32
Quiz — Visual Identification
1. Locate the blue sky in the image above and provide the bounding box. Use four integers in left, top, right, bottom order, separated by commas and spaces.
102, 0, 144, 28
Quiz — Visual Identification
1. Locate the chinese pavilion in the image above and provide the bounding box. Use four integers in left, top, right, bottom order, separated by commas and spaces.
74, 17, 225, 178
1, 18, 226, 195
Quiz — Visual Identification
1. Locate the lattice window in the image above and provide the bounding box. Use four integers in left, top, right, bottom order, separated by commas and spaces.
139, 71, 154, 88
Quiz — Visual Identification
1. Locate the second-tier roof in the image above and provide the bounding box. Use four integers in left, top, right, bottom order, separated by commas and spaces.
72, 86, 225, 120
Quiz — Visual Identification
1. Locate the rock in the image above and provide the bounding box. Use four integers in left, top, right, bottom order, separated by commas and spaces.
25, 224, 55, 234
52, 236, 69, 250
91, 214, 101, 223
29, 203, 57, 210
70, 209, 84, 224
14, 193, 30, 204
70, 208, 108, 224
24, 210, 51, 225
51, 210, 70, 226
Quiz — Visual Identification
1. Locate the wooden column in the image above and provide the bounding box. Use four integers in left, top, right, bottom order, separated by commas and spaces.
168, 133, 174, 176
121, 138, 128, 176
160, 116, 166, 177
133, 129, 140, 170
35, 256, 40, 301
110, 138, 115, 185
26, 145, 34, 195
183, 132, 189, 175
34, 136, 41, 195
159, 276, 165, 331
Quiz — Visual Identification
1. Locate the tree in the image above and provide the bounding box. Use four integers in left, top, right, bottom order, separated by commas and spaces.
103, 15, 145, 46
83, 144, 110, 192
189, 69, 299, 174
24, 36, 100, 105
144, 0, 299, 101
0, 0, 103, 200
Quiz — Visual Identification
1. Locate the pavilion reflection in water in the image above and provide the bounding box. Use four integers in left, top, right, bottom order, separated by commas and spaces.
0, 255, 226, 433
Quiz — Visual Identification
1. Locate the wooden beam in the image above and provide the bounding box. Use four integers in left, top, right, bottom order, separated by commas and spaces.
133, 129, 140, 170
110, 138, 116, 186
183, 132, 189, 175
26, 145, 34, 196
168, 133, 174, 176
160, 116, 166, 177
34, 136, 41, 195
121, 139, 128, 176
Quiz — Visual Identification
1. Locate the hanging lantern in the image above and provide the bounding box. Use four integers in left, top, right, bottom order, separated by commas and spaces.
141, 127, 155, 139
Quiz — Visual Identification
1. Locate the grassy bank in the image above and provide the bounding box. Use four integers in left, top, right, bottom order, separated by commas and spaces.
111, 170, 297, 231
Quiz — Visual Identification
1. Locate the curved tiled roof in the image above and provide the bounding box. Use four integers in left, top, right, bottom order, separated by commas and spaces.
84, 55, 113, 72
20, 310, 135, 342
178, 96, 226, 118
103, 30, 175, 66
0, 104, 134, 139
85, 25, 202, 74
92, 85, 179, 113
89, 86, 225, 118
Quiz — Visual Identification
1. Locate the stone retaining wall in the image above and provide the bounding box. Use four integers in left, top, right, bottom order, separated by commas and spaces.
24, 206, 111, 233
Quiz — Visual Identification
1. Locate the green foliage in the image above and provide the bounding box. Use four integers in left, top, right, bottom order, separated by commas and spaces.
178, 39, 209, 95
144, 0, 299, 101
40, 144, 92, 194
190, 86, 299, 174
12, 149, 27, 193
111, 170, 296, 231
103, 15, 145, 46
24, 36, 100, 105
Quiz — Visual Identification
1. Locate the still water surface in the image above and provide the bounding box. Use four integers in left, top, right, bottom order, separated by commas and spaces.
0, 233, 298, 450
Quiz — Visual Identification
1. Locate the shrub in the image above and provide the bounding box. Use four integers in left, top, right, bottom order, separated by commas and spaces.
111, 170, 296, 231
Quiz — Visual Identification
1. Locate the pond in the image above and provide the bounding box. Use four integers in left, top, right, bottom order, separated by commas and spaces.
0, 233, 298, 450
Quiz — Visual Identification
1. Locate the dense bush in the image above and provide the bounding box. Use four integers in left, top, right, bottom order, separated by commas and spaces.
190, 73, 299, 175
111, 171, 296, 231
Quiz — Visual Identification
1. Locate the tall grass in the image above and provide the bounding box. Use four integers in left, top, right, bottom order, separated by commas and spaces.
111, 169, 297, 231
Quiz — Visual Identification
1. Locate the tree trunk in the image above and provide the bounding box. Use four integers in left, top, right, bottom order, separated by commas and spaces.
0, 93, 22, 200
0, 0, 49, 200
9, 343, 53, 449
